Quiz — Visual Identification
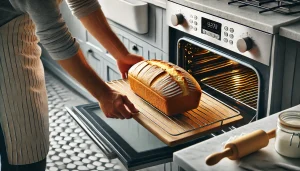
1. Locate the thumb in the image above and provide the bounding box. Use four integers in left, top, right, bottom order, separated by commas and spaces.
122, 95, 139, 114
121, 72, 127, 79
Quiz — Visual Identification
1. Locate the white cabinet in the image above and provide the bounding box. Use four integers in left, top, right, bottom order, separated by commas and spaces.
103, 55, 122, 82
83, 45, 121, 82
99, 0, 149, 34
129, 42, 143, 56
85, 48, 104, 78
111, 25, 168, 61
107, 4, 168, 52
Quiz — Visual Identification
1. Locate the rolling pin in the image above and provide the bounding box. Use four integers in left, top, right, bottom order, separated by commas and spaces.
205, 129, 276, 166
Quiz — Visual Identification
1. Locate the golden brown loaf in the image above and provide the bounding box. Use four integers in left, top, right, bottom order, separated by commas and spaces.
128, 59, 202, 116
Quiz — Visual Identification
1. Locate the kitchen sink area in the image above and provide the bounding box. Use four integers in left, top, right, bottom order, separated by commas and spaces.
37, 0, 300, 171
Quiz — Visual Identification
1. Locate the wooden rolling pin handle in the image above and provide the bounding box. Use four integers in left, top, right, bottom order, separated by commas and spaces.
205, 148, 233, 166
205, 129, 276, 166
267, 129, 276, 139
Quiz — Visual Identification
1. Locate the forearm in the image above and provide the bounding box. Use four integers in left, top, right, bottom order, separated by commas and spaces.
79, 8, 129, 60
57, 49, 110, 101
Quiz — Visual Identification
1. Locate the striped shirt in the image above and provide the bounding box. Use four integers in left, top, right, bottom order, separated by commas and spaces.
0, 0, 100, 165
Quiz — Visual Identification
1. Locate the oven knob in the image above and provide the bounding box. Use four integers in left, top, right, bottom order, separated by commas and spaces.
237, 37, 253, 53
171, 14, 185, 26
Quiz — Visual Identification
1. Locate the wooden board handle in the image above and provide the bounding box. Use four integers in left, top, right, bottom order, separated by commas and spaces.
205, 148, 233, 166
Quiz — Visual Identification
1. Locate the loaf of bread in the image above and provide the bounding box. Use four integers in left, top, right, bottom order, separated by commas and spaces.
128, 59, 202, 116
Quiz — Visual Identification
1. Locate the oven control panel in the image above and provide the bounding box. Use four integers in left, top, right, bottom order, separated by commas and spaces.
167, 1, 273, 66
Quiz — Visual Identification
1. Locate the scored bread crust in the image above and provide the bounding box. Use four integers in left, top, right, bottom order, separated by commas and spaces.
128, 60, 201, 116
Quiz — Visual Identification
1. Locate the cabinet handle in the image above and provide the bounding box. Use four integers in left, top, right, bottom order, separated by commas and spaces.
88, 49, 96, 58
88, 49, 93, 54
132, 45, 138, 51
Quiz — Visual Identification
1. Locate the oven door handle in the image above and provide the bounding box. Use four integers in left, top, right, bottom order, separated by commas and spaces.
65, 107, 117, 159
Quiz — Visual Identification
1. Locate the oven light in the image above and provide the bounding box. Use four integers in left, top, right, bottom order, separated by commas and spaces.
231, 61, 239, 65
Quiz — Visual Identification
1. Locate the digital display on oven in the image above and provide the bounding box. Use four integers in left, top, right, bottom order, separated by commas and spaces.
201, 17, 222, 40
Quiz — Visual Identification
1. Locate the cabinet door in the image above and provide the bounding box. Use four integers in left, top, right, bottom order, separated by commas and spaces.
141, 44, 168, 61
85, 48, 104, 78
106, 4, 164, 50
142, 44, 168, 61
110, 25, 168, 61
103, 55, 121, 82
59, 1, 86, 43
129, 41, 143, 56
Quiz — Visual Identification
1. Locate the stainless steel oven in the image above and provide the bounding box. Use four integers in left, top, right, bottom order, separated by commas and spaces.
167, 1, 273, 120
66, 1, 279, 171
170, 37, 270, 122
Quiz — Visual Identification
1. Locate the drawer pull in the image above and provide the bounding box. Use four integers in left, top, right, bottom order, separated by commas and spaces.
87, 49, 101, 60
88, 49, 93, 54
88, 49, 96, 58
132, 45, 138, 51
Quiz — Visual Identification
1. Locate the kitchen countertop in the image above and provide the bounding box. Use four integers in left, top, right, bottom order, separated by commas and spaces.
280, 22, 300, 42
169, 0, 300, 34
173, 105, 300, 171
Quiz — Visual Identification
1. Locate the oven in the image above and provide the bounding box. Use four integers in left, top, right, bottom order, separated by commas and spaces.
167, 1, 273, 121
66, 1, 277, 171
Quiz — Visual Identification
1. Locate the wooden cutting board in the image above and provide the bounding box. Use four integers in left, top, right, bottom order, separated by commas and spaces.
107, 79, 243, 147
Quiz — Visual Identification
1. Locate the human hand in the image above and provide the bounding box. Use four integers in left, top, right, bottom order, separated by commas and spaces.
98, 88, 139, 119
117, 53, 144, 79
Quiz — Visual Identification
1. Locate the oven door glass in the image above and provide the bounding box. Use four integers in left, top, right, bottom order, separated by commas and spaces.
67, 103, 211, 170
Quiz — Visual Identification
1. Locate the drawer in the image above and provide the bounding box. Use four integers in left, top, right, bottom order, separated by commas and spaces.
103, 54, 122, 82
107, 4, 166, 50
147, 49, 168, 61
142, 45, 168, 61
119, 35, 143, 55
84, 47, 104, 78
82, 41, 121, 82
112, 25, 168, 61
129, 42, 143, 56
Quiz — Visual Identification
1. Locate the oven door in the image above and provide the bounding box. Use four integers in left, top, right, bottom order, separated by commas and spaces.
66, 104, 212, 171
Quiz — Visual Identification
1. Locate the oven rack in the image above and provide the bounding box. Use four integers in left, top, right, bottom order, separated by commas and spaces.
183, 42, 258, 110
107, 79, 243, 137
228, 0, 300, 14
201, 68, 258, 109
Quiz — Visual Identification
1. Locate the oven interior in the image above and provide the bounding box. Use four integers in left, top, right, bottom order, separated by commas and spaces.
178, 40, 258, 123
